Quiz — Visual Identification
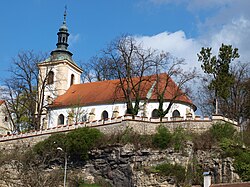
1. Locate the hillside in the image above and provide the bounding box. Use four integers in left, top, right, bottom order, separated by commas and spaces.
0, 122, 249, 187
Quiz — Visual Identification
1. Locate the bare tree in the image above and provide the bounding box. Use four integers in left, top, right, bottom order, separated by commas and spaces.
80, 56, 117, 83
220, 63, 249, 124
102, 35, 157, 117
154, 57, 197, 121
94, 35, 197, 118
1, 50, 48, 131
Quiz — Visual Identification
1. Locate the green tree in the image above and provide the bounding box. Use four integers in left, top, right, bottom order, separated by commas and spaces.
197, 44, 239, 114
152, 125, 172, 149
33, 127, 104, 164
196, 62, 249, 124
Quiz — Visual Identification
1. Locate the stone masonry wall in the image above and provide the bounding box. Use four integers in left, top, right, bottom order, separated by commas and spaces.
0, 115, 239, 151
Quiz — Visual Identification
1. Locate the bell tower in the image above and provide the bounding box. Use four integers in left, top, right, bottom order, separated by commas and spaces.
38, 8, 82, 105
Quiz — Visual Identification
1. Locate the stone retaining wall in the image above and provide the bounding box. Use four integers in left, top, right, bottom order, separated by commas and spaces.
0, 115, 239, 150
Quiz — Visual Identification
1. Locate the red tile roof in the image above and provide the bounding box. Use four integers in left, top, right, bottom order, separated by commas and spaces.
0, 100, 5, 106
211, 182, 250, 187
50, 73, 195, 109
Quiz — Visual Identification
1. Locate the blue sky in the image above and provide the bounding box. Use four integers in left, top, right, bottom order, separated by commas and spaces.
0, 0, 249, 81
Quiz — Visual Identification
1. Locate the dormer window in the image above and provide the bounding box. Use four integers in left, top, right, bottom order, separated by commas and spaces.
47, 71, 54, 85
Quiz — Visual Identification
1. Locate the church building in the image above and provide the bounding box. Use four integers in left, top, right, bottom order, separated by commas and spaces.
38, 11, 196, 129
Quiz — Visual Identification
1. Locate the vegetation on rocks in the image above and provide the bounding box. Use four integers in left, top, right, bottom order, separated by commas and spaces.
33, 127, 104, 164
154, 162, 186, 185
1, 123, 250, 186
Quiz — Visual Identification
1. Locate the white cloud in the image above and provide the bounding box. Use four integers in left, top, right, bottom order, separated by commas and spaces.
200, 16, 250, 62
148, 0, 233, 10
135, 31, 202, 71
135, 16, 250, 74
69, 33, 80, 46
141, 0, 250, 64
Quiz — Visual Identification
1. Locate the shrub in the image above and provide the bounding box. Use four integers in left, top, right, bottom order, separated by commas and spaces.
33, 133, 67, 164
155, 162, 186, 185
210, 122, 238, 143
65, 127, 104, 161
193, 130, 214, 151
98, 127, 154, 149
33, 127, 104, 164
79, 184, 101, 187
190, 158, 203, 185
234, 150, 250, 181
243, 127, 250, 147
152, 125, 172, 149
171, 127, 188, 151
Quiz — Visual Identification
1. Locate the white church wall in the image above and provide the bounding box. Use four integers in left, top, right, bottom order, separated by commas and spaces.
48, 102, 128, 128
47, 100, 195, 128
146, 101, 195, 119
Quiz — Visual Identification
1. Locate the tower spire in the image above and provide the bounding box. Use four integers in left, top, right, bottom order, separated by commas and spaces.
50, 7, 73, 61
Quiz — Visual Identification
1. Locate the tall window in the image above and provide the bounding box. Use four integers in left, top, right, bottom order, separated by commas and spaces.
58, 114, 65, 125
47, 71, 54, 85
70, 74, 75, 86
172, 110, 180, 117
82, 114, 87, 122
102, 110, 108, 120
151, 109, 159, 118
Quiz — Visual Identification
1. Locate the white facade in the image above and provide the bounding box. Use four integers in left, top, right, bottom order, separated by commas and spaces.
0, 102, 13, 135
47, 101, 195, 128
38, 59, 82, 102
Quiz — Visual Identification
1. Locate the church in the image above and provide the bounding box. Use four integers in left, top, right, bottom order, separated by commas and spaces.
38, 11, 196, 129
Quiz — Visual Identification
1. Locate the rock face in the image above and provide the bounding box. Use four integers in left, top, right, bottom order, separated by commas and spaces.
0, 142, 241, 187
78, 143, 240, 187
82, 144, 176, 187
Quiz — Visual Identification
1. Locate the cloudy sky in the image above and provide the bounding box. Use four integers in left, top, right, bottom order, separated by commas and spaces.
0, 0, 249, 81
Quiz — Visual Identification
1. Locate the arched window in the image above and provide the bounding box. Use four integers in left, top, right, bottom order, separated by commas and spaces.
58, 114, 65, 125
151, 109, 159, 118
47, 71, 54, 85
70, 74, 75, 86
42, 118, 46, 128
82, 114, 87, 122
172, 110, 180, 117
102, 110, 108, 120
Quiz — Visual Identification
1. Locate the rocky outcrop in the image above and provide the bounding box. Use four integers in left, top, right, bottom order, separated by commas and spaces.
76, 143, 240, 187
0, 142, 241, 187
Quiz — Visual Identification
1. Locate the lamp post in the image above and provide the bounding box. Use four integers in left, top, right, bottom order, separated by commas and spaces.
57, 147, 67, 187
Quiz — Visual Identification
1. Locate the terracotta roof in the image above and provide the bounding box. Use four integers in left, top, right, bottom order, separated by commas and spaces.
0, 100, 5, 106
50, 73, 195, 109
210, 182, 250, 187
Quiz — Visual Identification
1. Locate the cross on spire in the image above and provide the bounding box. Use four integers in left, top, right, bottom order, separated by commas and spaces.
63, 5, 67, 25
